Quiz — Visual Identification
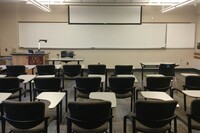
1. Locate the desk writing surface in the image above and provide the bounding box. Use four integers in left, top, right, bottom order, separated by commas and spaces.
0, 75, 6, 78
141, 91, 173, 101
116, 74, 138, 82
17, 75, 36, 83
0, 93, 12, 103
88, 74, 105, 83
180, 73, 199, 77
182, 90, 200, 98
36, 92, 65, 108
89, 92, 116, 108
47, 57, 84, 61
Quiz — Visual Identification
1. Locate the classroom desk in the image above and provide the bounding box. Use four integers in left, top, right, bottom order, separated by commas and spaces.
0, 75, 6, 78
141, 91, 179, 107
0, 65, 36, 74
36, 92, 66, 133
140, 62, 177, 85
47, 57, 84, 65
182, 90, 200, 111
89, 92, 116, 108
0, 93, 12, 104
17, 75, 37, 101
116, 74, 138, 82
180, 73, 199, 76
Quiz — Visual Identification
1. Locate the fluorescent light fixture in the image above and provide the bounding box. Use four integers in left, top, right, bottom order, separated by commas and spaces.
176, 0, 195, 7
28, 0, 51, 12
161, 6, 175, 13
161, 0, 195, 13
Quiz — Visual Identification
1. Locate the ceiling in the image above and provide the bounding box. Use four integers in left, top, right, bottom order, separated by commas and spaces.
0, 0, 200, 8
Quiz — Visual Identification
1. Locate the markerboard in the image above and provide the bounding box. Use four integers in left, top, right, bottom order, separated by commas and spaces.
166, 23, 195, 48
18, 23, 166, 49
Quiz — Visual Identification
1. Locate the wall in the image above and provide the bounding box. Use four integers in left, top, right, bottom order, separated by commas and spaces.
0, 3, 198, 68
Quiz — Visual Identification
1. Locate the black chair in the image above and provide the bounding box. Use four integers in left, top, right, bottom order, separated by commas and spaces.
108, 77, 135, 111
1, 100, 56, 133
176, 99, 200, 133
159, 64, 176, 77
62, 64, 82, 88
182, 76, 200, 111
33, 77, 64, 99
144, 76, 173, 92
114, 65, 133, 75
36, 65, 56, 76
124, 100, 177, 133
33, 77, 68, 112
61, 51, 75, 64
74, 77, 102, 101
61, 51, 74, 58
88, 64, 107, 91
6, 65, 26, 77
0, 77, 27, 101
66, 100, 113, 133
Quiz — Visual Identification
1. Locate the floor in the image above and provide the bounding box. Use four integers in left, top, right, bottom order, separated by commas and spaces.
1, 69, 200, 133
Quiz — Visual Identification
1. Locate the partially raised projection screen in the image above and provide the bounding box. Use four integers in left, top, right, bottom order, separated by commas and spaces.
69, 5, 142, 24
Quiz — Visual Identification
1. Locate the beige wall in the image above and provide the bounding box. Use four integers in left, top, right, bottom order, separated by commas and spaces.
0, 3, 199, 68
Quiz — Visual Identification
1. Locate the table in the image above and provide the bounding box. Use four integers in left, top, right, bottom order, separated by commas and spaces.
36, 92, 66, 133
140, 62, 177, 85
47, 57, 84, 65
17, 75, 37, 101
0, 93, 12, 104
116, 74, 138, 82
146, 74, 164, 77
89, 92, 116, 108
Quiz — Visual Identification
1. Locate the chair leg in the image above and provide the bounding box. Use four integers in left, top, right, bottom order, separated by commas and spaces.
184, 94, 187, 111
174, 117, 177, 133
188, 117, 192, 133
123, 116, 127, 133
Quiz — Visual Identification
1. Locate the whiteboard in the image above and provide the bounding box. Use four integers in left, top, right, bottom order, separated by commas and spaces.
69, 6, 141, 24
166, 23, 195, 48
18, 23, 166, 49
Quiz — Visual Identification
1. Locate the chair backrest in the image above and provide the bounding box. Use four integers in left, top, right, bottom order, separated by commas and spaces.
28, 49, 34, 54
114, 65, 133, 75
159, 64, 176, 76
68, 100, 111, 129
190, 99, 200, 123
63, 64, 82, 77
185, 76, 200, 90
146, 77, 172, 91
34, 77, 61, 92
6, 65, 26, 77
109, 77, 135, 94
135, 100, 177, 128
36, 65, 56, 75
61, 51, 74, 58
2, 100, 45, 129
88, 64, 106, 74
75, 77, 101, 93
0, 77, 20, 92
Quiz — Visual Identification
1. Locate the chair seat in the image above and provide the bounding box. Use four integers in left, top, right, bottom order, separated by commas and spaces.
115, 92, 132, 98
8, 89, 28, 99
176, 108, 200, 130
10, 110, 56, 133
136, 121, 170, 133
77, 91, 90, 99
72, 121, 108, 133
